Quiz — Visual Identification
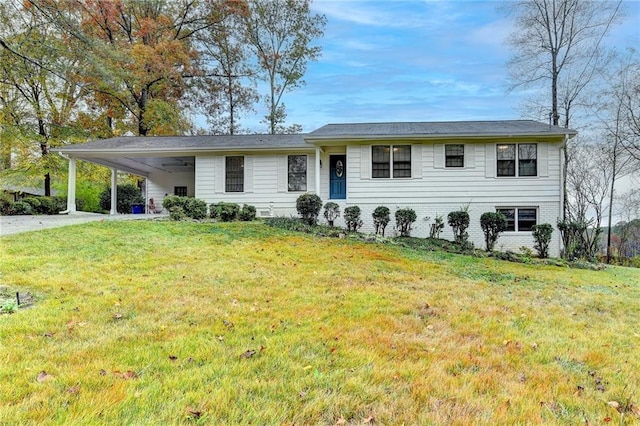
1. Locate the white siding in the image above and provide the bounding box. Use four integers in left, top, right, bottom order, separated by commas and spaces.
342, 140, 563, 256
346, 141, 562, 205
193, 152, 316, 216
147, 171, 195, 206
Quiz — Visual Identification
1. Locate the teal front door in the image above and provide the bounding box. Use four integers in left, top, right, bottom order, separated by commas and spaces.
330, 155, 346, 199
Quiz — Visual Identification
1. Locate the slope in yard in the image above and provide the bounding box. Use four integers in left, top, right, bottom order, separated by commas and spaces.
1, 221, 639, 424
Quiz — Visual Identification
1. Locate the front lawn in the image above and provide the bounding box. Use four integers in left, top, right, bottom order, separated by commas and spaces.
1, 221, 639, 424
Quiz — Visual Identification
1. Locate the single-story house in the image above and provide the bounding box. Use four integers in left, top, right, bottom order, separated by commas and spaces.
52, 120, 576, 256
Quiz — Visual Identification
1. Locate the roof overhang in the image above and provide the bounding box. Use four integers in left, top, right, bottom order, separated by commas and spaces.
304, 132, 576, 146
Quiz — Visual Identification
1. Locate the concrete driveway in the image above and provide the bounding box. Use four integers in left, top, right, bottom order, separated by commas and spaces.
0, 212, 161, 236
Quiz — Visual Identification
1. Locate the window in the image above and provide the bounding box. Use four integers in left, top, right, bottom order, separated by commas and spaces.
497, 207, 537, 232
174, 186, 187, 196
445, 144, 464, 168
372, 145, 411, 178
393, 146, 411, 178
497, 143, 537, 177
518, 144, 537, 176
288, 155, 307, 192
372, 146, 390, 178
225, 156, 244, 192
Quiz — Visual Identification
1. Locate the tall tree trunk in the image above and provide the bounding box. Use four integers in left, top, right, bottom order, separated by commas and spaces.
138, 88, 148, 136
38, 118, 51, 196
228, 74, 235, 135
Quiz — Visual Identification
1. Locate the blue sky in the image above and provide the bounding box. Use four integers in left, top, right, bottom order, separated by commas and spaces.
241, 0, 640, 133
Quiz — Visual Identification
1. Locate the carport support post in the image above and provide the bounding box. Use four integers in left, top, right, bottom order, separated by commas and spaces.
66, 157, 77, 213
110, 168, 117, 215
315, 147, 321, 195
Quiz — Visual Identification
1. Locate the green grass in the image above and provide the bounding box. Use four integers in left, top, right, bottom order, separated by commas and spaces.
1, 221, 639, 425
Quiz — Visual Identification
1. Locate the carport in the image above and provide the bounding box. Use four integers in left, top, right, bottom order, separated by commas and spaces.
52, 137, 197, 214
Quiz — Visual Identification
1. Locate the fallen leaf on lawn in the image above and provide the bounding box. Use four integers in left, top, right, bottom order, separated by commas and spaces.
67, 320, 76, 331
531, 342, 539, 350
169, 355, 178, 361
37, 371, 53, 382
604, 417, 612, 422
44, 332, 54, 338
607, 401, 620, 410
113, 313, 123, 320
113, 370, 138, 379
362, 414, 375, 424
99, 369, 107, 376
335, 417, 347, 425
186, 407, 203, 419
240, 349, 256, 359
260, 345, 266, 352
66, 385, 80, 394
630, 403, 640, 416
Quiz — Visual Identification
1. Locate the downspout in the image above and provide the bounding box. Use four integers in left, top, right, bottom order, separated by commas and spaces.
57, 152, 76, 214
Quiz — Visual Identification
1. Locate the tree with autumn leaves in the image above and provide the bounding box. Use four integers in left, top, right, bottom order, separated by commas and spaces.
0, 0, 325, 194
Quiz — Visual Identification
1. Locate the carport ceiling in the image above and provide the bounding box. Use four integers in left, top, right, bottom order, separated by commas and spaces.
78, 156, 195, 177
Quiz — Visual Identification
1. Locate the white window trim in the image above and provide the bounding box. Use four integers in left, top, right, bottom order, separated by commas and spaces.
496, 143, 538, 178
287, 154, 308, 192
444, 143, 465, 168
224, 155, 245, 193
371, 144, 412, 179
496, 206, 538, 232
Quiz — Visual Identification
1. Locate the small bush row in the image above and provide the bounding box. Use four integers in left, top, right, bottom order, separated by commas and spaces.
296, 194, 555, 259
162, 196, 256, 222
0, 194, 66, 216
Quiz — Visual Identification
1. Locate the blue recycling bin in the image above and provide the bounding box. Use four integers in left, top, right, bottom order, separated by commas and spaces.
131, 204, 144, 214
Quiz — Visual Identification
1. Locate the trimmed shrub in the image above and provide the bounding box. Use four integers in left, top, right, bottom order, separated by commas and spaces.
183, 198, 208, 220
372, 206, 390, 236
169, 206, 186, 221
99, 183, 144, 214
21, 197, 42, 213
10, 201, 33, 215
211, 202, 240, 222
162, 195, 185, 211
480, 212, 507, 251
51, 197, 67, 214
532, 223, 554, 259
429, 214, 444, 238
38, 197, 58, 215
395, 208, 417, 237
448, 210, 470, 246
296, 193, 322, 226
239, 204, 257, 221
323, 202, 340, 227
344, 206, 363, 232
0, 193, 13, 215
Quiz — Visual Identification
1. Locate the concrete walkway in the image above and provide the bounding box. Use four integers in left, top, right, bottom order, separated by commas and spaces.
0, 212, 164, 237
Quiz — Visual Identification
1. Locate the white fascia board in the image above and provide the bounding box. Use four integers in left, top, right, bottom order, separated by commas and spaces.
304, 133, 574, 145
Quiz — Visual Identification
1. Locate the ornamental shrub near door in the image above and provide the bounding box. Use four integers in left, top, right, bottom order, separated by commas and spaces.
344, 206, 363, 232
372, 206, 390, 236
296, 194, 322, 225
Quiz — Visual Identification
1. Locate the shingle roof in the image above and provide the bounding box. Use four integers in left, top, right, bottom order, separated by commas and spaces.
54, 133, 310, 152
54, 120, 577, 155
307, 120, 577, 139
